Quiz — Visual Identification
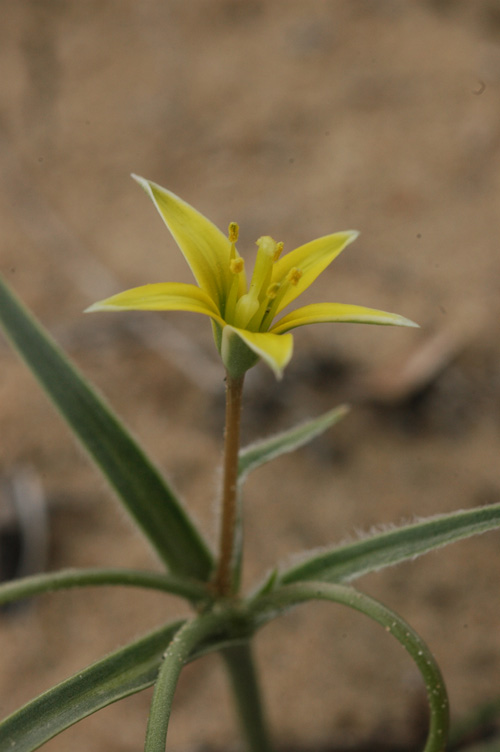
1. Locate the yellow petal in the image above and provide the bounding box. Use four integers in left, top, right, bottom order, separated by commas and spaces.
222, 325, 293, 379
270, 302, 419, 335
86, 282, 224, 325
132, 175, 232, 309
271, 231, 359, 314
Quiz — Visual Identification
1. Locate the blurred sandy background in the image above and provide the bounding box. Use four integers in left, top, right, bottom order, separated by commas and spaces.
1, 1, 500, 750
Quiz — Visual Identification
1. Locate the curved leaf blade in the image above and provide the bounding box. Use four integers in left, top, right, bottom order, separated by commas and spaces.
280, 503, 500, 585
0, 620, 184, 752
0, 568, 210, 607
0, 275, 213, 580
249, 582, 449, 752
0, 615, 243, 752
144, 612, 235, 752
238, 405, 349, 481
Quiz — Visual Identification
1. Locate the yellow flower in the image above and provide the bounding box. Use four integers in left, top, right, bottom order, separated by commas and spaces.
87, 176, 417, 378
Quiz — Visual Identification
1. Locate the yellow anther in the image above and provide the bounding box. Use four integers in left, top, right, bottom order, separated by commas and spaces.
228, 222, 239, 243
273, 242, 284, 262
266, 282, 280, 300
287, 267, 303, 286
230, 258, 244, 275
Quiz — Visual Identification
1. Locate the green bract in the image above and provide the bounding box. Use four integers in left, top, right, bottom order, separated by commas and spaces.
86, 176, 418, 377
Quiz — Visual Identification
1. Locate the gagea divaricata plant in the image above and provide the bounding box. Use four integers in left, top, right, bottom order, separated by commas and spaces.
1, 177, 500, 752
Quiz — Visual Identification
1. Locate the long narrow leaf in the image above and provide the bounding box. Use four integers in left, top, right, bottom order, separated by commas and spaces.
280, 503, 500, 585
144, 612, 233, 752
0, 568, 210, 606
0, 275, 213, 579
0, 614, 241, 752
249, 582, 449, 752
0, 620, 184, 752
238, 405, 349, 481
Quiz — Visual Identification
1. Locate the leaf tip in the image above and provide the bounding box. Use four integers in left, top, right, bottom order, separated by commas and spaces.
131, 173, 152, 195
398, 316, 420, 329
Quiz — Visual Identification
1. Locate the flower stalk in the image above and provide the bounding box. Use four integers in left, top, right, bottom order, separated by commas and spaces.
213, 372, 245, 597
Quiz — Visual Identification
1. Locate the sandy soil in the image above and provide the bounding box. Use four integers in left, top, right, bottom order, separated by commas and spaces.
1, 1, 500, 750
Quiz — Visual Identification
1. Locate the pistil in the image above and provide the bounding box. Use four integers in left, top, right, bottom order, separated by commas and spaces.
233, 236, 280, 329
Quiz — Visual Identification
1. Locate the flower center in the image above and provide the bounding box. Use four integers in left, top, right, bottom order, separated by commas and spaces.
224, 226, 302, 332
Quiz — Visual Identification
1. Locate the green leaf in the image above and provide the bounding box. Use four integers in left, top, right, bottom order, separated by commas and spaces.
251, 568, 279, 599
0, 613, 244, 752
144, 612, 233, 752
0, 620, 184, 752
238, 404, 349, 481
0, 275, 213, 580
249, 582, 449, 752
0, 568, 210, 607
280, 503, 500, 585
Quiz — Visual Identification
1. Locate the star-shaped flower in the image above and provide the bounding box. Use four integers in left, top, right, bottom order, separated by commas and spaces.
87, 176, 417, 378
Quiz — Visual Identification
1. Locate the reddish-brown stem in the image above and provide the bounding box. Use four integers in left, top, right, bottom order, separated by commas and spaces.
213, 372, 245, 597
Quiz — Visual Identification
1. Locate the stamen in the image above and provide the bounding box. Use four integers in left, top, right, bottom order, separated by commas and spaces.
273, 242, 284, 262
287, 267, 303, 286
228, 222, 239, 243
259, 267, 303, 331
266, 282, 280, 300
225, 257, 245, 320
246, 282, 281, 331
224, 223, 242, 321
230, 258, 244, 275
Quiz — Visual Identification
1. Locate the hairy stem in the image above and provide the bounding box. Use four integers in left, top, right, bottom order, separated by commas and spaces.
213, 373, 245, 597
